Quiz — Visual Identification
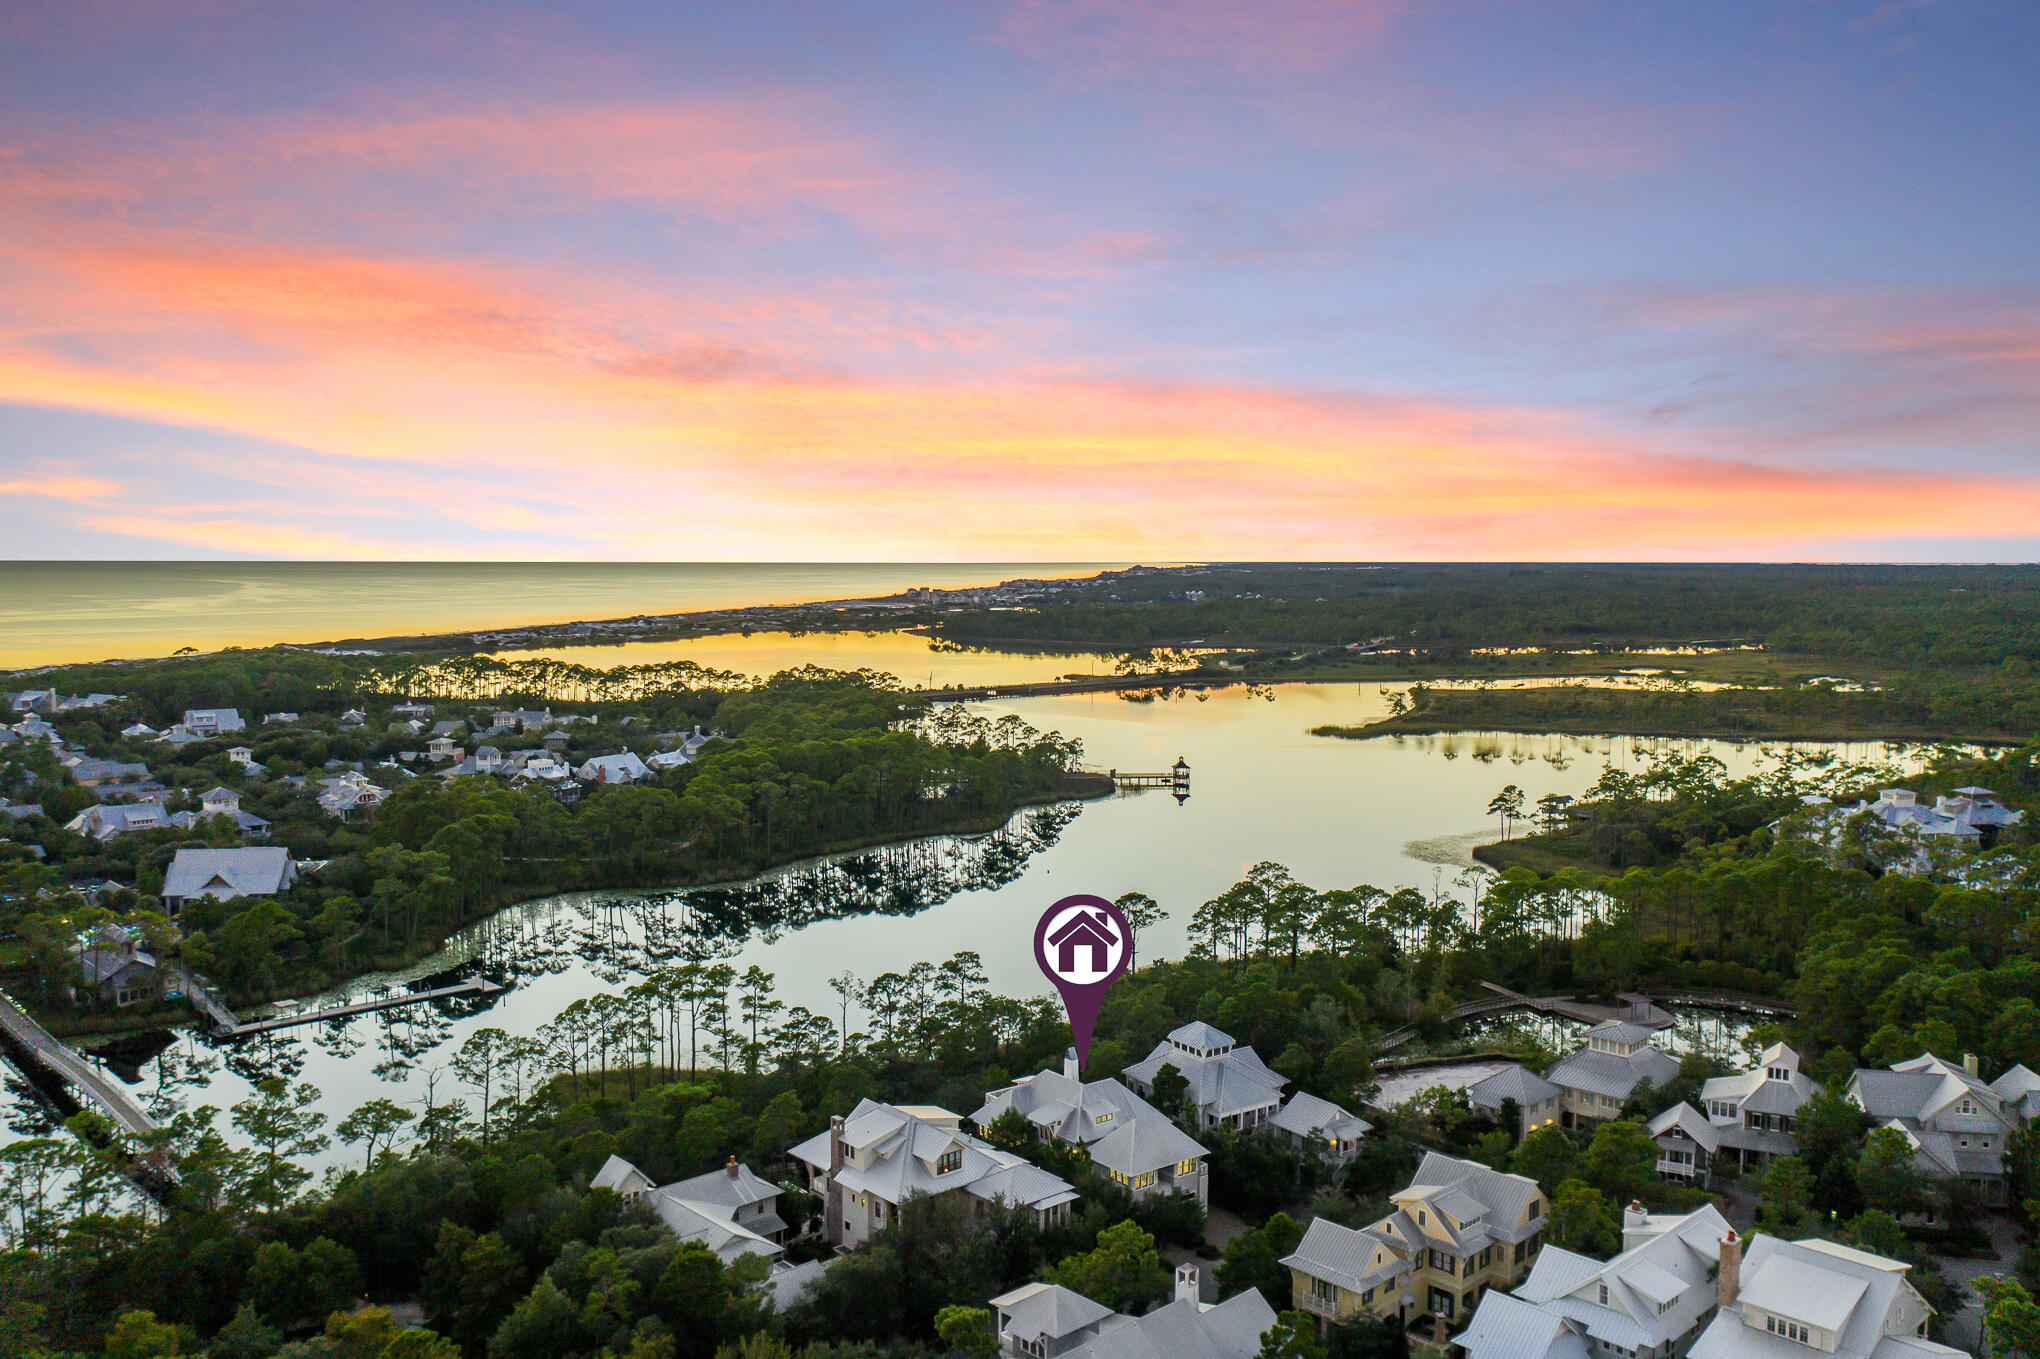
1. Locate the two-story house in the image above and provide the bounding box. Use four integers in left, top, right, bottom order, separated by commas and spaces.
1282, 1152, 1547, 1332
1649, 1043, 1823, 1186
1687, 1235, 1962, 1359
1846, 1053, 2017, 1203
1467, 1064, 1567, 1137
182, 708, 245, 736
160, 846, 297, 915
990, 1266, 1273, 1359
1545, 1022, 1681, 1128
1267, 1091, 1373, 1162
1485, 1204, 1732, 1359
975, 1052, 1210, 1204
592, 1154, 789, 1264
791, 1100, 1079, 1248
1123, 1021, 1287, 1131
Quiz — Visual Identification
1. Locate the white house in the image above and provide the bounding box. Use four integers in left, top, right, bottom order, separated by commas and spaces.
592, 1154, 788, 1264
182, 708, 246, 735
318, 772, 390, 820
577, 751, 652, 785
990, 1267, 1273, 1359
67, 802, 174, 840
161, 847, 297, 914
1267, 1091, 1373, 1162
1124, 1020, 1286, 1131
1464, 1204, 1733, 1359
975, 1051, 1210, 1203
1687, 1235, 1960, 1359
791, 1100, 1079, 1249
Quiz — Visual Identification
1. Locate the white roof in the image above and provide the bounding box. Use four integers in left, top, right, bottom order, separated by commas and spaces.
1063, 1292, 1275, 1359
1269, 1091, 1371, 1141
1459, 1291, 1592, 1359
162, 847, 294, 901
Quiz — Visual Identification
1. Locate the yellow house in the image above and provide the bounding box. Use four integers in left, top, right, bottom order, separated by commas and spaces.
1281, 1152, 1546, 1332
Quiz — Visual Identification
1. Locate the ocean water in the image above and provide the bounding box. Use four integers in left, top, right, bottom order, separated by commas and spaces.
0, 562, 1119, 669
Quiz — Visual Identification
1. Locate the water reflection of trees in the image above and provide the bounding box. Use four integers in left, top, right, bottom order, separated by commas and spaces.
458, 803, 1080, 983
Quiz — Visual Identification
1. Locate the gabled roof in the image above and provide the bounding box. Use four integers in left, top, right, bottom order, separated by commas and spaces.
1063, 1292, 1275, 1359
990, 1282, 1116, 1343
591, 1154, 655, 1196
1690, 1235, 1957, 1359
162, 847, 293, 900
1519, 1205, 1730, 1351
790, 1099, 1077, 1211
1649, 1102, 1721, 1155
1547, 1045, 1680, 1100
669, 1160, 780, 1210
1268, 1091, 1371, 1141
1281, 1217, 1382, 1293
1468, 1064, 1564, 1110
644, 1189, 782, 1265
973, 1071, 1207, 1174
1459, 1290, 1593, 1359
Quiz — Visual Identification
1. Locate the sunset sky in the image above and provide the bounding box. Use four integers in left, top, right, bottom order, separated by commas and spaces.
2, 1, 2036, 561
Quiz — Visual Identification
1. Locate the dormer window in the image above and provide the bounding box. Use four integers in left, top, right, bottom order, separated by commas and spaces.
1094, 1111, 1114, 1124
1958, 1098, 1977, 1115
937, 1148, 962, 1175
1768, 1068, 1788, 1081
1765, 1316, 1810, 1345
1599, 1285, 1609, 1306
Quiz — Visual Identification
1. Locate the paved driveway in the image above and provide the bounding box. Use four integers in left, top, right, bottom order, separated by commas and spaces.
1933, 1214, 2018, 1355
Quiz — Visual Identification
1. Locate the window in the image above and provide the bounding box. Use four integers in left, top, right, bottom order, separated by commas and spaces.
1599, 1285, 1609, 1306
1094, 1111, 1114, 1123
937, 1148, 962, 1175
1959, 1098, 1978, 1115
1176, 1158, 1198, 1175
1310, 1278, 1337, 1302
1766, 1316, 1810, 1345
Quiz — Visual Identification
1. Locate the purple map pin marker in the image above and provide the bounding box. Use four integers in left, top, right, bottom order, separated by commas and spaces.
1034, 893, 1132, 1075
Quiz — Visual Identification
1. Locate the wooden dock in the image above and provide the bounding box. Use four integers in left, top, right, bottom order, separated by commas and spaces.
216, 977, 503, 1039
173, 964, 242, 1033
0, 989, 157, 1136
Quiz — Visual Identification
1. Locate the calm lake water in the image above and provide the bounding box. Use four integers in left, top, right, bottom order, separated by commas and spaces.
1, 679, 1930, 1171
0, 562, 1117, 668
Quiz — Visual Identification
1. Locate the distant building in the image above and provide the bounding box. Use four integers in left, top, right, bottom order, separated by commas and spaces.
577, 751, 651, 785
77, 924, 161, 1007
1266, 1091, 1373, 1162
317, 772, 389, 820
161, 847, 297, 914
182, 708, 245, 736
791, 1100, 1079, 1249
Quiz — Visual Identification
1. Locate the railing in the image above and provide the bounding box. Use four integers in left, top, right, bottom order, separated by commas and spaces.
1297, 1292, 1340, 1318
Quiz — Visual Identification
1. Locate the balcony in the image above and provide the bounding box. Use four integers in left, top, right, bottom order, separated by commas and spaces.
1298, 1291, 1340, 1319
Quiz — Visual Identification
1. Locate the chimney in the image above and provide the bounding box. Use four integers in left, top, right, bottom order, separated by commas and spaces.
1625, 1200, 1648, 1227
1064, 1046, 1081, 1080
1718, 1232, 1742, 1311
824, 1115, 845, 1246
726, 1154, 739, 1179
1175, 1263, 1200, 1306
1964, 1052, 1980, 1076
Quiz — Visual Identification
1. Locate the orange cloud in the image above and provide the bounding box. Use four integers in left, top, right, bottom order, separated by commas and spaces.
0, 475, 118, 501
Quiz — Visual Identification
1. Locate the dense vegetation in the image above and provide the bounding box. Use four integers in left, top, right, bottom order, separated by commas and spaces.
0, 667, 1089, 1015
18, 719, 2040, 1359
932, 564, 2040, 668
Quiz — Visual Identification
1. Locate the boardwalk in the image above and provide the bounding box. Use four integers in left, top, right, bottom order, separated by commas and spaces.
1375, 983, 1792, 1052
0, 989, 157, 1136
173, 964, 241, 1033
216, 977, 502, 1039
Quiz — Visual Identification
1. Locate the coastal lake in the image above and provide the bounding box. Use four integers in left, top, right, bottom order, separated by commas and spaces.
3, 680, 1929, 1170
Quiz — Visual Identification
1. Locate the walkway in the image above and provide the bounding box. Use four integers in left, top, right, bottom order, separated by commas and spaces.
216, 977, 502, 1038
173, 964, 241, 1033
0, 989, 157, 1136
1374, 983, 1794, 1052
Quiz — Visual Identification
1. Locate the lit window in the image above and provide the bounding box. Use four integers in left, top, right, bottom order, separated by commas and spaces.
937, 1148, 963, 1175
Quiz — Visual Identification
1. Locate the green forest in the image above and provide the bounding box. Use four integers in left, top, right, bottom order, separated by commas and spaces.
14, 736, 2040, 1355
0, 665, 1089, 1016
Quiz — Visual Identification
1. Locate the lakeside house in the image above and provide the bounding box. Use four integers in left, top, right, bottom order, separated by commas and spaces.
974, 1052, 1210, 1204
1648, 1043, 1822, 1186
1544, 1021, 1681, 1128
76, 923, 161, 1008
1686, 1235, 1960, 1359
1784, 787, 2024, 876
161, 846, 297, 914
1458, 1204, 1733, 1359
791, 1100, 1079, 1249
1281, 1152, 1546, 1333
1844, 1052, 2017, 1203
989, 1266, 1273, 1359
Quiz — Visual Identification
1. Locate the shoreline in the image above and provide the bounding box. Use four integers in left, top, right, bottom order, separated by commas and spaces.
33, 773, 1117, 1041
